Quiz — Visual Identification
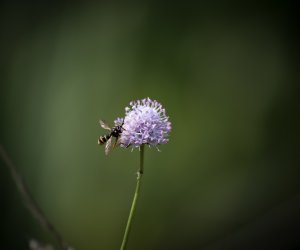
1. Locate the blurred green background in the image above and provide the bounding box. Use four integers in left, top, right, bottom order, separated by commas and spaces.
1, 1, 300, 250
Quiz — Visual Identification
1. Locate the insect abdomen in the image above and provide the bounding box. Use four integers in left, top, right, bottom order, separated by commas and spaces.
98, 135, 111, 145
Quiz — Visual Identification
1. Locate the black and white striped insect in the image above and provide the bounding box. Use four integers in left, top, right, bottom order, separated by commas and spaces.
98, 119, 124, 155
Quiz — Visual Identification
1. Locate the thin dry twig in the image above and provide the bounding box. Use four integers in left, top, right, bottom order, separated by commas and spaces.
0, 144, 74, 250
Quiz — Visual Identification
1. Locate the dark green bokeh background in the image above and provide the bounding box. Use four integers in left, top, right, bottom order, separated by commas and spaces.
1, 1, 299, 250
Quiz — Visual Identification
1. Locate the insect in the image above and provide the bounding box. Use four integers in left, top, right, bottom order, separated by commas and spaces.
98, 119, 124, 155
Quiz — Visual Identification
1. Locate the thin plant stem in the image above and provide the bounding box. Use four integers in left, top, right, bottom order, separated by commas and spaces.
0, 144, 73, 250
120, 144, 144, 250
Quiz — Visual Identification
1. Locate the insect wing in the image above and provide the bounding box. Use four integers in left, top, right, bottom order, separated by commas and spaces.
113, 136, 122, 149
105, 137, 113, 155
99, 120, 111, 130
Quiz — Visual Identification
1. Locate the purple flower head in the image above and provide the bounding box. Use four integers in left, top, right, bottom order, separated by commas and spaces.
118, 98, 171, 148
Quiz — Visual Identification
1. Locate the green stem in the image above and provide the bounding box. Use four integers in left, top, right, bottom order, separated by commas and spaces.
120, 145, 145, 250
